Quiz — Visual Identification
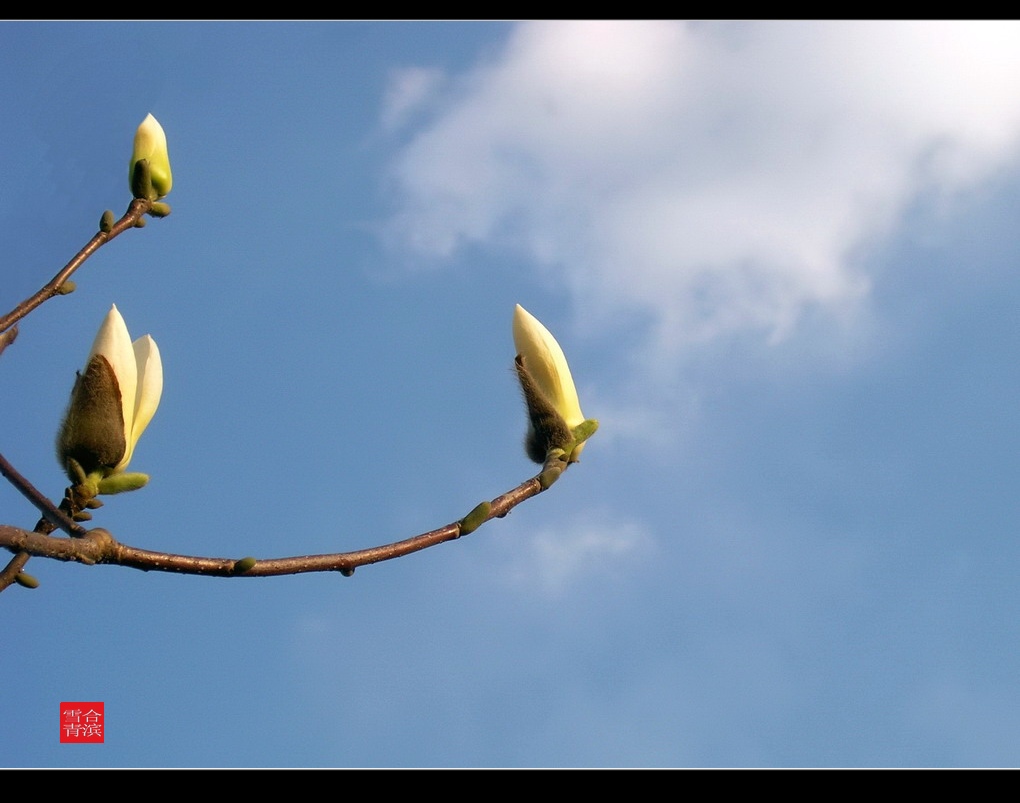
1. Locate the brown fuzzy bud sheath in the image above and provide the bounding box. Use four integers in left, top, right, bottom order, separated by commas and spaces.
515, 354, 574, 464
56, 355, 126, 479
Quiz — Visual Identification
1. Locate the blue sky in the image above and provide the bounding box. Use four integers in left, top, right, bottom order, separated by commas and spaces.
3, 20, 1020, 768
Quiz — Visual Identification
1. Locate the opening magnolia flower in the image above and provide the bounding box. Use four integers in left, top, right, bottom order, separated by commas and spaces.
513, 304, 593, 463
57, 305, 162, 486
129, 113, 172, 200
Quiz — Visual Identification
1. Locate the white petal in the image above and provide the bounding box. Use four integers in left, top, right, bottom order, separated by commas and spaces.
118, 334, 162, 470
88, 305, 136, 448
512, 304, 585, 428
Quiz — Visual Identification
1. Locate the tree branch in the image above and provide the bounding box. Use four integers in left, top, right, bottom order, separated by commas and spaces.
0, 451, 86, 537
0, 449, 91, 591
0, 198, 152, 335
0, 129, 597, 596
0, 467, 558, 581
0, 325, 17, 358
0, 198, 157, 592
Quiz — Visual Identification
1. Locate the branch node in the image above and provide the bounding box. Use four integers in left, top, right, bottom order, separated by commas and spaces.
232, 556, 257, 574
458, 501, 492, 536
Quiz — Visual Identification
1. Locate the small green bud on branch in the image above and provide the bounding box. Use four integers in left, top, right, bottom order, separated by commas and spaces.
233, 557, 257, 574
458, 501, 492, 535
15, 572, 39, 589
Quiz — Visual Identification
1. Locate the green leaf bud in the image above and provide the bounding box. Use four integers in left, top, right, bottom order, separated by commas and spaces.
15, 572, 39, 589
233, 556, 257, 574
65, 457, 88, 486
131, 157, 153, 201
96, 472, 149, 494
458, 501, 492, 535
539, 465, 563, 489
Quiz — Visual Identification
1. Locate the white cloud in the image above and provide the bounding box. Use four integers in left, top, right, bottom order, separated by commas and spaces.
383, 21, 1020, 353
500, 515, 654, 597
381, 66, 446, 132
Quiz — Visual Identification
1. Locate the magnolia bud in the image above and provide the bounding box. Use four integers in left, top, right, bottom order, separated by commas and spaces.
56, 354, 127, 477
512, 305, 595, 463
129, 114, 172, 200
56, 305, 162, 488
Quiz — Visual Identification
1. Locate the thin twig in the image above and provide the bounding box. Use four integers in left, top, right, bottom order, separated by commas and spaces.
0, 470, 554, 582
0, 199, 153, 591
0, 453, 91, 591
0, 551, 31, 590
0, 183, 595, 594
0, 452, 86, 537
0, 198, 151, 335
0, 325, 17, 358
